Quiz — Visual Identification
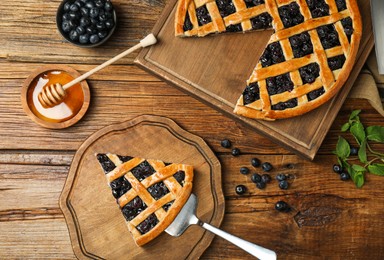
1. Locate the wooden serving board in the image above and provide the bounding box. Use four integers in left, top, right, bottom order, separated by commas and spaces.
135, 0, 373, 160
59, 115, 224, 259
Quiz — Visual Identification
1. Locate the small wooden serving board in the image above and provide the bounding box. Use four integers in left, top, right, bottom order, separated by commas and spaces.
59, 115, 224, 259
135, 0, 373, 160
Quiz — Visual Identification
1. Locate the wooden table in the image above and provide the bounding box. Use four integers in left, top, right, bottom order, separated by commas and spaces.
1, 0, 384, 259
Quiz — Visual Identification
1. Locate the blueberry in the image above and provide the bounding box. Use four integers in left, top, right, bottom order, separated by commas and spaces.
251, 158, 261, 167
251, 173, 262, 183
98, 30, 108, 39
340, 171, 350, 181
275, 201, 290, 212
79, 33, 90, 44
350, 146, 358, 156
80, 17, 91, 27
276, 173, 286, 181
96, 22, 106, 30
62, 20, 72, 32
261, 162, 272, 172
69, 30, 79, 41
105, 1, 113, 11
221, 139, 231, 148
62, 13, 71, 21
279, 180, 289, 190
68, 11, 80, 20
95, 0, 105, 8
256, 181, 266, 190
85, 1, 95, 9
231, 148, 240, 156
76, 26, 85, 35
105, 19, 114, 29
90, 7, 100, 18
235, 185, 247, 195
240, 167, 250, 175
64, 2, 71, 11
70, 4, 79, 12
80, 7, 89, 17
261, 174, 271, 183
333, 164, 343, 174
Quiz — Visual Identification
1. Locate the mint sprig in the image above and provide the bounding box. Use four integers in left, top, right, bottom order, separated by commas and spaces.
334, 110, 384, 188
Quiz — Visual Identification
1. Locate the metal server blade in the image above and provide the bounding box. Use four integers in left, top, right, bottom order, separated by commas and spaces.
371, 0, 384, 74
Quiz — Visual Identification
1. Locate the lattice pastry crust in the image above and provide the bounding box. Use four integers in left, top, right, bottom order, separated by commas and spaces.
96, 153, 193, 246
175, 0, 362, 120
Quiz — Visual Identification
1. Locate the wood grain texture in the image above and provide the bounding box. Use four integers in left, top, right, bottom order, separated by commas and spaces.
1, 0, 384, 259
135, 0, 373, 159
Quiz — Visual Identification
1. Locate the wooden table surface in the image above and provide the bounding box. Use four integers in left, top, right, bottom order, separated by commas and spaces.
1, 0, 384, 259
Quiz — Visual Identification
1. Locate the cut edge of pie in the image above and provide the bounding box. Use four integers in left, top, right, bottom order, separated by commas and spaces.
96, 153, 193, 246
175, 0, 362, 120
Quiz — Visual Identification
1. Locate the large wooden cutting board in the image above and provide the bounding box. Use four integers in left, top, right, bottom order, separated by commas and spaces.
59, 115, 224, 259
135, 0, 373, 160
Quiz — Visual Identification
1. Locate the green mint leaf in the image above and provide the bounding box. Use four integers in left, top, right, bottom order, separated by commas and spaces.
349, 110, 361, 121
350, 122, 365, 145
367, 164, 384, 176
341, 123, 351, 132
336, 136, 350, 159
349, 165, 365, 188
366, 126, 384, 143
358, 139, 367, 163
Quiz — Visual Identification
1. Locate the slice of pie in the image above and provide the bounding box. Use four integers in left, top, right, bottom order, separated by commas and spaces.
175, 0, 362, 120
96, 153, 193, 246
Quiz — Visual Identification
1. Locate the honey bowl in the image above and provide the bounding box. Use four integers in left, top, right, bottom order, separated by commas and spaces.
21, 65, 90, 129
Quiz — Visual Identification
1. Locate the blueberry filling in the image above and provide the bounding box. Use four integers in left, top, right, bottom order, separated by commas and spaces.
183, 12, 193, 31
243, 82, 260, 105
341, 17, 354, 42
328, 55, 346, 70
260, 42, 285, 67
244, 0, 265, 8
306, 0, 329, 18
136, 213, 159, 235
110, 176, 132, 199
289, 32, 313, 58
317, 24, 340, 49
266, 73, 294, 95
250, 13, 273, 30
226, 24, 243, 32
162, 200, 174, 211
299, 63, 320, 84
131, 161, 155, 181
196, 5, 212, 26
97, 154, 116, 173
336, 0, 347, 11
147, 182, 169, 200
173, 170, 186, 186
307, 87, 325, 101
278, 2, 304, 28
121, 196, 147, 221
216, 0, 236, 18
117, 155, 133, 163
271, 98, 298, 110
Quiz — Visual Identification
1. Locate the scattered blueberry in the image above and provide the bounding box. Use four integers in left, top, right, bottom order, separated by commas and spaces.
350, 146, 358, 156
276, 173, 287, 181
240, 167, 250, 175
261, 162, 273, 172
235, 185, 247, 195
221, 139, 231, 148
256, 181, 266, 190
340, 171, 350, 181
279, 180, 289, 190
275, 201, 290, 212
333, 164, 343, 174
251, 158, 261, 167
261, 174, 271, 184
231, 148, 240, 156
251, 173, 262, 183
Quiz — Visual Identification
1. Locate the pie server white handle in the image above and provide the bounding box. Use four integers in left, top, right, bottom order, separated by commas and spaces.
371, 0, 384, 74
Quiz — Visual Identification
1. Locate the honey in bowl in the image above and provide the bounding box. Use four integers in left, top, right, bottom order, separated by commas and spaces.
27, 70, 84, 123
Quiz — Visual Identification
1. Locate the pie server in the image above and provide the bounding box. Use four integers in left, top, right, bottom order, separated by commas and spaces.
371, 0, 384, 74
165, 193, 277, 260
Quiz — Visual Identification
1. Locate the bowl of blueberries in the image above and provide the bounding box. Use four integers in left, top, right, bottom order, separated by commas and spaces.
57, 0, 117, 47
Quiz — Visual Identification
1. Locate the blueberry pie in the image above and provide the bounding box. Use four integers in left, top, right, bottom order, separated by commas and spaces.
96, 153, 193, 246
175, 0, 362, 120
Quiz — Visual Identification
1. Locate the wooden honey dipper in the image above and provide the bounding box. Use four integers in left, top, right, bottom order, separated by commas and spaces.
38, 33, 157, 108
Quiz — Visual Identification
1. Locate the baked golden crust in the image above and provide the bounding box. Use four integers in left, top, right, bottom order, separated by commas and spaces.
175, 0, 362, 120
96, 153, 193, 246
